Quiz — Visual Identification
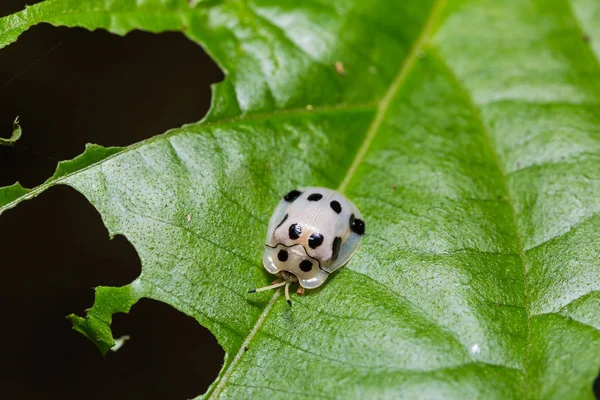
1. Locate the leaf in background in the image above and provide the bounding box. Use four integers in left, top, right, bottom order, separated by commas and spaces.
1, 0, 600, 399
0, 117, 22, 146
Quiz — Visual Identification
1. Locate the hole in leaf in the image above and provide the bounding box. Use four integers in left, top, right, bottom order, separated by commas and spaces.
594, 370, 600, 399
0, 21, 223, 187
0, 3, 226, 397
0, 186, 224, 398
0, 186, 141, 291
110, 299, 224, 399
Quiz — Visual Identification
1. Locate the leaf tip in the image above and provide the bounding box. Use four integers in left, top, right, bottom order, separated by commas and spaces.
66, 313, 114, 356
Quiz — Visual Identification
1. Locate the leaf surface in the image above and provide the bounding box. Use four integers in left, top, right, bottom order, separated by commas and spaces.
2, 0, 600, 399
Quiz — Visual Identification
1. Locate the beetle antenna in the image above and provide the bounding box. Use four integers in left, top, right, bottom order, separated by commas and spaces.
248, 281, 286, 293
285, 282, 292, 307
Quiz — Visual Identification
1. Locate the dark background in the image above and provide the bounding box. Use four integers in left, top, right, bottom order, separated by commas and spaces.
1, 1, 600, 399
0, 1, 225, 399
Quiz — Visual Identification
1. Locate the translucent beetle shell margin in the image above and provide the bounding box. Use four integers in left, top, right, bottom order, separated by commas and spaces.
249, 187, 365, 304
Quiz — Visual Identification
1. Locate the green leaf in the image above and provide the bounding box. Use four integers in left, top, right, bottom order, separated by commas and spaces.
2, 0, 600, 399
0, 117, 22, 146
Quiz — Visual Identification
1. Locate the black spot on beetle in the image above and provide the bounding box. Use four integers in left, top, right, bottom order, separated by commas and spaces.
299, 260, 313, 272
277, 249, 288, 262
331, 236, 342, 260
284, 190, 302, 202
330, 200, 342, 214
349, 214, 365, 235
289, 223, 302, 240
275, 214, 288, 229
307, 193, 323, 201
308, 233, 324, 249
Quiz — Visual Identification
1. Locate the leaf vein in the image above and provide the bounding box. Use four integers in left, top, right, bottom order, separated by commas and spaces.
206, 291, 281, 399
429, 49, 531, 396
337, 0, 448, 193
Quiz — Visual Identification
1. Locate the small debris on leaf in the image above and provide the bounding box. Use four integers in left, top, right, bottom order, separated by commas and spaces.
186, 213, 191, 223
306, 104, 313, 111
335, 61, 347, 76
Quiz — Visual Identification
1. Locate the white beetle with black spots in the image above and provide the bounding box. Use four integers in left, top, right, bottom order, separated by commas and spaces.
249, 187, 365, 305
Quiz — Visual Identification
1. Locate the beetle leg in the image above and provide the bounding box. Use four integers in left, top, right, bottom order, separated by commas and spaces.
248, 281, 286, 294
285, 282, 292, 306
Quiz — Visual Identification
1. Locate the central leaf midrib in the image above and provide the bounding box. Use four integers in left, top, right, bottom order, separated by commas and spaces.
204, 0, 448, 398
